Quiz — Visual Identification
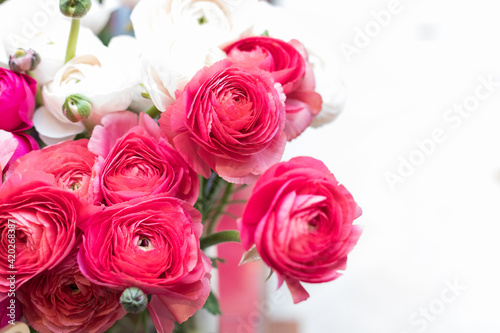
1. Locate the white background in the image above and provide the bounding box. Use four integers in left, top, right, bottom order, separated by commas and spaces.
269, 0, 500, 332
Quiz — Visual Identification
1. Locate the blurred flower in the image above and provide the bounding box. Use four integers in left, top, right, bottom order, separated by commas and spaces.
159, 60, 287, 184
0, 67, 37, 132
18, 247, 126, 333
239, 156, 362, 303
88, 111, 199, 205
131, 0, 258, 49
82, 0, 121, 34
77, 195, 211, 333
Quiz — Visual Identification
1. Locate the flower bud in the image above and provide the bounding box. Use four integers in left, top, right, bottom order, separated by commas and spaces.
120, 287, 148, 313
62, 94, 92, 123
59, 0, 92, 18
8, 48, 41, 72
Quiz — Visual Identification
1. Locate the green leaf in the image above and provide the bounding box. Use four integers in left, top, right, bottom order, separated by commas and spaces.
203, 291, 222, 316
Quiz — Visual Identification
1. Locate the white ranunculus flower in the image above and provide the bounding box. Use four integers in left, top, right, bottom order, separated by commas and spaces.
35, 50, 136, 145
131, 0, 259, 48
108, 35, 153, 112
250, 1, 346, 127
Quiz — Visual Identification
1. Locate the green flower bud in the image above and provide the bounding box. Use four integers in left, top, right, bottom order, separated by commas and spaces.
8, 48, 41, 72
120, 287, 148, 314
62, 94, 92, 123
59, 0, 92, 18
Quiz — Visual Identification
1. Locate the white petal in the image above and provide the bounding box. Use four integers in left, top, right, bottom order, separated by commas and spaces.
33, 106, 84, 145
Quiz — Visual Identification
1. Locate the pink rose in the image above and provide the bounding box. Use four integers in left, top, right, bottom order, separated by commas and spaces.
225, 37, 322, 140
89, 111, 199, 205
0, 67, 37, 132
17, 246, 126, 333
7, 139, 95, 201
159, 60, 286, 184
77, 195, 211, 332
238, 156, 362, 303
0, 173, 90, 300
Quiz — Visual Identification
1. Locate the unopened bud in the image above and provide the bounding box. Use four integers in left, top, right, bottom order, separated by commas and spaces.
63, 94, 92, 123
59, 0, 91, 18
120, 287, 148, 314
9, 48, 41, 72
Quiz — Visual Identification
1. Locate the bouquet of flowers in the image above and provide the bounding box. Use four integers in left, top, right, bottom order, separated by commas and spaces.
0, 0, 362, 332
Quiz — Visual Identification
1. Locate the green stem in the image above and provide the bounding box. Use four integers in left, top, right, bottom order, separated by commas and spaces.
65, 19, 80, 63
142, 310, 149, 333
206, 182, 233, 235
145, 105, 161, 119
200, 230, 240, 250
26, 71, 43, 107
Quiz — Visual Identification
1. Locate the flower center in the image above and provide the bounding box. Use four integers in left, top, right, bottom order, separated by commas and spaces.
69, 182, 82, 191
137, 237, 154, 251
198, 15, 207, 25
64, 283, 80, 295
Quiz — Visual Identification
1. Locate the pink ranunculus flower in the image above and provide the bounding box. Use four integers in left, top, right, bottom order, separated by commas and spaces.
238, 156, 362, 304
159, 60, 287, 184
7, 139, 95, 201
0, 173, 91, 301
0, 67, 37, 132
77, 195, 211, 333
225, 36, 322, 140
17, 245, 126, 333
89, 111, 199, 205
